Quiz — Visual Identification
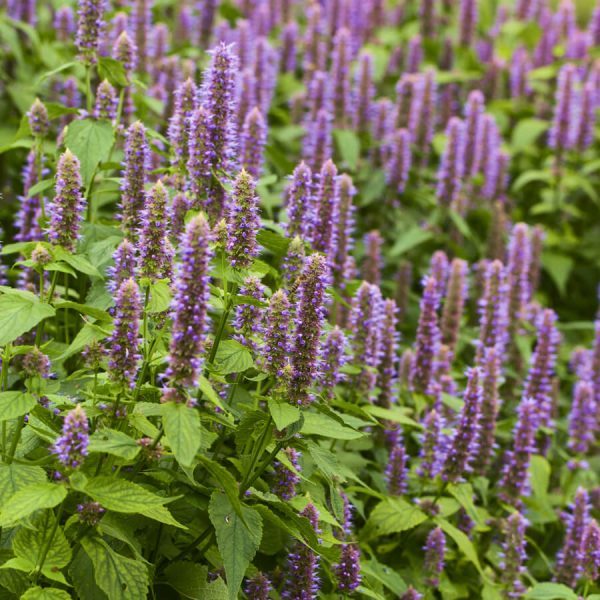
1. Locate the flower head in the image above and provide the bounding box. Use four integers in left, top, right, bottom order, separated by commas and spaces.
424, 527, 446, 587
53, 405, 89, 469
28, 98, 49, 137
75, 0, 106, 63
499, 512, 528, 598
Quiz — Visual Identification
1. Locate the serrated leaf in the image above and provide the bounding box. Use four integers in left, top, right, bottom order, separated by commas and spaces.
147, 280, 172, 313
0, 483, 66, 527
88, 429, 141, 460
197, 456, 244, 519
209, 492, 262, 600
364, 498, 427, 539
306, 440, 344, 483
81, 536, 149, 600
13, 513, 71, 570
64, 119, 115, 188
162, 402, 202, 467
77, 476, 185, 528
164, 563, 228, 600
0, 290, 55, 345
361, 558, 406, 595
214, 340, 254, 375
0, 391, 36, 421
97, 57, 129, 87
0, 463, 46, 504
447, 482, 486, 529
268, 398, 301, 430
301, 412, 363, 440
53, 248, 103, 277
69, 548, 108, 600
256, 230, 290, 256
524, 583, 578, 599
57, 322, 108, 361
20, 587, 72, 600
436, 517, 484, 574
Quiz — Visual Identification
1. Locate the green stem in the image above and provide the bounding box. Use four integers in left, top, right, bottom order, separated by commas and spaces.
133, 332, 162, 402
1, 345, 11, 460
6, 416, 26, 464
34, 137, 46, 221
240, 416, 273, 491
33, 500, 65, 583
64, 273, 70, 344
85, 63, 93, 114
240, 440, 285, 496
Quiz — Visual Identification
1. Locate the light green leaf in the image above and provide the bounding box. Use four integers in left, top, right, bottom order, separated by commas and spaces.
360, 558, 406, 595
53, 248, 102, 277
81, 536, 149, 600
511, 118, 549, 152
524, 583, 578, 599
390, 227, 432, 257
214, 340, 254, 375
0, 391, 36, 421
209, 492, 262, 600
0, 483, 66, 527
162, 402, 202, 467
64, 119, 115, 188
366, 405, 420, 428
333, 129, 361, 170
0, 463, 46, 504
306, 440, 344, 483
301, 412, 363, 440
436, 517, 484, 574
20, 587, 72, 600
541, 252, 573, 297
364, 498, 427, 539
448, 482, 487, 529
0, 289, 55, 345
164, 563, 228, 600
268, 398, 301, 430
57, 322, 108, 361
512, 170, 551, 192
97, 57, 129, 87
147, 280, 172, 313
256, 230, 290, 256
69, 547, 109, 600
77, 476, 185, 528
88, 429, 141, 461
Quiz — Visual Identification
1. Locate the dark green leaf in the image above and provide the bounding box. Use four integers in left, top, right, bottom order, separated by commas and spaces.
162, 402, 202, 467
214, 340, 254, 375
363, 498, 427, 539
0, 483, 66, 527
0, 289, 55, 345
88, 429, 141, 460
97, 57, 129, 87
0, 391, 36, 421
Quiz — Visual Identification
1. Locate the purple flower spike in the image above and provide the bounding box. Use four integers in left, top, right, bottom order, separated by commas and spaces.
187, 106, 213, 213
417, 408, 445, 479
555, 487, 590, 586
23, 347, 51, 379
353, 52, 374, 135
443, 367, 482, 482
401, 586, 423, 600
48, 150, 85, 253
113, 30, 137, 76
576, 82, 596, 152
436, 117, 466, 207
94, 80, 118, 121
477, 259, 509, 361
363, 230, 383, 286
282, 236, 306, 288
350, 282, 384, 398
330, 28, 352, 128
507, 223, 532, 335
55, 6, 76, 41
424, 527, 446, 587
168, 78, 197, 171
234, 277, 266, 352
406, 35, 423, 74
385, 128, 412, 194
237, 69, 257, 132
263, 289, 291, 377
459, 0, 478, 46
138, 180, 172, 282
549, 63, 579, 153
332, 174, 357, 289
288, 254, 328, 406
498, 398, 539, 506
15, 150, 43, 243
386, 437, 408, 495
170, 192, 189, 241
280, 22, 298, 73
253, 37, 277, 116
410, 70, 437, 164
53, 405, 89, 469
568, 380, 596, 456
377, 299, 399, 409
304, 108, 333, 172
75, 0, 106, 63
121, 122, 149, 238
108, 239, 137, 294
523, 309, 560, 427
410, 276, 441, 393
311, 159, 340, 262
394, 75, 415, 130
335, 543, 361, 593
226, 170, 260, 270
582, 520, 600, 581
108, 278, 142, 389
285, 161, 314, 240
282, 503, 321, 599
163, 215, 213, 403
500, 513, 528, 599
131, 0, 152, 74
272, 447, 301, 500
244, 573, 272, 600
28, 98, 49, 137
240, 107, 267, 179
320, 326, 347, 400
463, 90, 485, 178
441, 258, 468, 356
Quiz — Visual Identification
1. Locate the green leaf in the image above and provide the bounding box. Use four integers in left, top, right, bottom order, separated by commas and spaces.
511, 118, 549, 152
333, 129, 361, 170
0, 289, 55, 345
57, 322, 107, 361
70, 547, 109, 600
0, 391, 36, 421
197, 456, 244, 519
268, 398, 301, 430
26, 177, 54, 197
164, 563, 228, 600
214, 340, 254, 375
76, 476, 185, 528
20, 588, 72, 600
512, 170, 551, 192
389, 227, 433, 257
541, 252, 573, 297
447, 482, 486, 529
81, 536, 149, 600
53, 248, 103, 277
524, 583, 578, 600
256, 230, 290, 256
436, 517, 484, 574
162, 402, 202, 467
306, 440, 344, 483
88, 429, 141, 460
301, 412, 363, 440
97, 57, 129, 87
209, 492, 263, 600
0, 483, 66, 527
364, 497, 427, 539
147, 280, 172, 313
64, 119, 115, 188
361, 558, 406, 595
365, 405, 420, 428
0, 463, 46, 504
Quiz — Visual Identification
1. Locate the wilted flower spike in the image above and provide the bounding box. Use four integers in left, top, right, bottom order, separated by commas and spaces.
164, 215, 213, 403
424, 527, 446, 587
289, 254, 328, 406
53, 405, 89, 469
226, 170, 261, 269
500, 513, 528, 599
441, 259, 468, 355
75, 0, 106, 63
108, 278, 142, 388
443, 367, 482, 482
48, 150, 85, 252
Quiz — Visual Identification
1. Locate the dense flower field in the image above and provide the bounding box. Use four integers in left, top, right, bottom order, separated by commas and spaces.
1, 0, 600, 598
